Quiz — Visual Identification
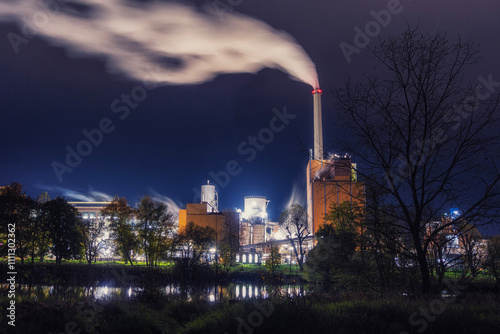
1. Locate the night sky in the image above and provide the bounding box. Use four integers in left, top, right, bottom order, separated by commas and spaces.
1, 0, 499, 222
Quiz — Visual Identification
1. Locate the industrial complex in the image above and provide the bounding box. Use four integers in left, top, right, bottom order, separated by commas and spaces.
70, 86, 364, 264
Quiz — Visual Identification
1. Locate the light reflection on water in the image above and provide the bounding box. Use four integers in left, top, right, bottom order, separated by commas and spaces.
5, 283, 306, 302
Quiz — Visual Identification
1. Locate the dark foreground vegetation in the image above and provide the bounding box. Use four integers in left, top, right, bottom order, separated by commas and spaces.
1, 292, 500, 334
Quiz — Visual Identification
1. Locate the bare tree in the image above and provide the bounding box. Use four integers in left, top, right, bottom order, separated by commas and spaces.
335, 27, 500, 293
279, 204, 310, 271
80, 216, 109, 264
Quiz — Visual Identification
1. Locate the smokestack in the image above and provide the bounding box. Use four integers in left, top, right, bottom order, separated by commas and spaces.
312, 88, 323, 161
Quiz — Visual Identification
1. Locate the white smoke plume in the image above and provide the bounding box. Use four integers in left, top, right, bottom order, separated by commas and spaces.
148, 187, 182, 220
0, 0, 319, 87
282, 179, 306, 211
35, 184, 114, 202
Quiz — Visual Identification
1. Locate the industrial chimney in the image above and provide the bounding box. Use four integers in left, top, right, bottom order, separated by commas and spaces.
312, 88, 323, 161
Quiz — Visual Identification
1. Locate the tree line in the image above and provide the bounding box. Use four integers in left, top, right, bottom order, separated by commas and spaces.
0, 182, 236, 273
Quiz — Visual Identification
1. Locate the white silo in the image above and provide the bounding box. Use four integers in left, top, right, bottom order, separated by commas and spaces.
243, 196, 269, 219
201, 180, 218, 213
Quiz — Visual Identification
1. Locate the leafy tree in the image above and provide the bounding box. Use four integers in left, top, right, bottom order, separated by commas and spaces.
334, 27, 500, 293
0, 182, 37, 264
102, 196, 137, 265
32, 192, 52, 263
305, 224, 340, 288
305, 203, 367, 290
363, 185, 403, 290
219, 210, 240, 272
279, 204, 310, 271
42, 197, 83, 264
136, 195, 174, 267
264, 242, 282, 275
485, 236, 500, 292
175, 222, 216, 281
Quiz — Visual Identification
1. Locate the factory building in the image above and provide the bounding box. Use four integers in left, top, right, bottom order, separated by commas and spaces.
69, 201, 116, 259
178, 181, 239, 243
306, 155, 364, 234
306, 88, 365, 235
69, 201, 112, 220
179, 203, 225, 240
239, 196, 278, 246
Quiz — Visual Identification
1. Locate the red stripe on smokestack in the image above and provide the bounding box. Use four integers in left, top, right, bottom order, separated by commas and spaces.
312, 88, 323, 161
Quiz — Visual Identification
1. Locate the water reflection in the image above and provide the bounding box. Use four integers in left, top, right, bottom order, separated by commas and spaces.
3, 282, 306, 303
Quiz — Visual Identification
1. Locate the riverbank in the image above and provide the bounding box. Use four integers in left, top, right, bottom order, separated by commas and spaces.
0, 262, 306, 286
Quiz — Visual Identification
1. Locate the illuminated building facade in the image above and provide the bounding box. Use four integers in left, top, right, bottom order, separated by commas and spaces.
239, 196, 272, 246
306, 155, 364, 235
69, 201, 111, 221
70, 201, 115, 258
178, 203, 239, 242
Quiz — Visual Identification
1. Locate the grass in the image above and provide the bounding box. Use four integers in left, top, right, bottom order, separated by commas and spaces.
229, 263, 302, 274
3, 293, 499, 334
2, 257, 176, 267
